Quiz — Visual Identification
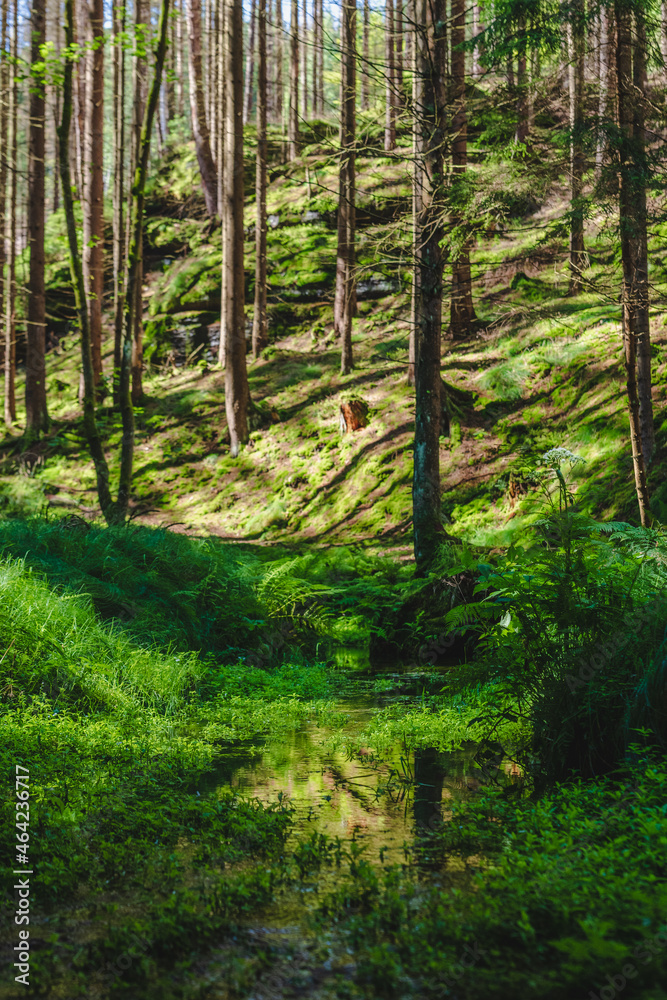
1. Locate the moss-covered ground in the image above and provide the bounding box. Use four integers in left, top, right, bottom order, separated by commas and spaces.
4, 118, 667, 546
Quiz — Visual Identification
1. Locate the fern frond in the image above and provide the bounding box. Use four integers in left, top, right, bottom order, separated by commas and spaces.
444, 601, 506, 631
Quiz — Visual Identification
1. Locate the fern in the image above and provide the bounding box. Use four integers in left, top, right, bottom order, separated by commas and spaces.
444, 600, 506, 631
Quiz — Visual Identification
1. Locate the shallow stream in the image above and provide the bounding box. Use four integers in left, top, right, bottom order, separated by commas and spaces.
212, 655, 520, 908
216, 694, 488, 870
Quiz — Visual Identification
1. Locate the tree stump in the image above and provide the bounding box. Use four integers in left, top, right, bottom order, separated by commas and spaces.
339, 399, 369, 433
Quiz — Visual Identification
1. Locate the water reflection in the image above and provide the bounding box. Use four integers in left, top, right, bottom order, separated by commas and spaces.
212, 696, 518, 870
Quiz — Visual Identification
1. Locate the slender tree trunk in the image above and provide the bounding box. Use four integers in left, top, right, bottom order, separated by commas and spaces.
384, 0, 396, 150
449, 0, 476, 340
118, 0, 172, 520
131, 0, 149, 404
395, 0, 403, 104
252, 0, 267, 358
311, 0, 318, 115
209, 0, 218, 161
113, 0, 126, 405
75, 0, 86, 199
26, 0, 49, 440
216, 0, 224, 211
288, 0, 299, 157
362, 0, 369, 110
302, 0, 308, 119
413, 0, 446, 571
52, 11, 61, 212
661, 1, 667, 74
568, 1, 586, 294
472, 3, 480, 79
167, 0, 176, 121
275, 0, 283, 125
0, 0, 7, 378
175, 0, 184, 115
596, 7, 610, 176
223, 0, 250, 454
82, 0, 104, 394
244, 0, 256, 123
59, 0, 114, 521
515, 14, 528, 143
218, 0, 227, 361
632, 9, 653, 465
316, 0, 323, 113
335, 0, 356, 375
408, 0, 420, 387
4, 0, 17, 425
188, 0, 219, 214
615, 1, 650, 523
528, 20, 536, 133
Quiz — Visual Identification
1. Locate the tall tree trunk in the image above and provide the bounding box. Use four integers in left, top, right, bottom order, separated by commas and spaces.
472, 3, 481, 79
223, 0, 250, 454
288, 0, 299, 157
0, 0, 7, 379
82, 0, 104, 394
528, 20, 536, 133
661, 1, 667, 74
449, 0, 476, 340
384, 0, 396, 150
131, 0, 149, 404
316, 0, 323, 113
252, 0, 267, 358
26, 0, 49, 440
615, 1, 650, 524
175, 0, 184, 115
75, 0, 86, 201
188, 0, 219, 214
167, 0, 176, 121
413, 0, 446, 572
633, 9, 653, 465
361, 0, 369, 110
275, 0, 283, 125
311, 0, 318, 115
568, 1, 586, 294
395, 0, 403, 104
515, 14, 528, 143
4, 0, 17, 425
335, 0, 356, 375
59, 0, 114, 522
208, 0, 218, 162
301, 0, 308, 119
408, 0, 420, 387
52, 10, 61, 212
118, 0, 172, 520
216, 0, 224, 211
596, 6, 611, 176
244, 0, 256, 123
113, 0, 126, 405
218, 0, 227, 362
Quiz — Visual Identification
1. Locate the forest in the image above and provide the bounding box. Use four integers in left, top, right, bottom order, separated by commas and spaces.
1, 0, 667, 997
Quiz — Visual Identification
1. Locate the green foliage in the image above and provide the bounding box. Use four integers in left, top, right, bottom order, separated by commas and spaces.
315, 759, 667, 999
0, 517, 265, 657
478, 357, 532, 400
443, 453, 667, 785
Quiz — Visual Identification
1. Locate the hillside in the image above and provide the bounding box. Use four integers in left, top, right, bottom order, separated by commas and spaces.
3, 122, 667, 544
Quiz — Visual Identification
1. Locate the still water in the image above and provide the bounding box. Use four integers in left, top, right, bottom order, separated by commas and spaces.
214, 688, 514, 870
